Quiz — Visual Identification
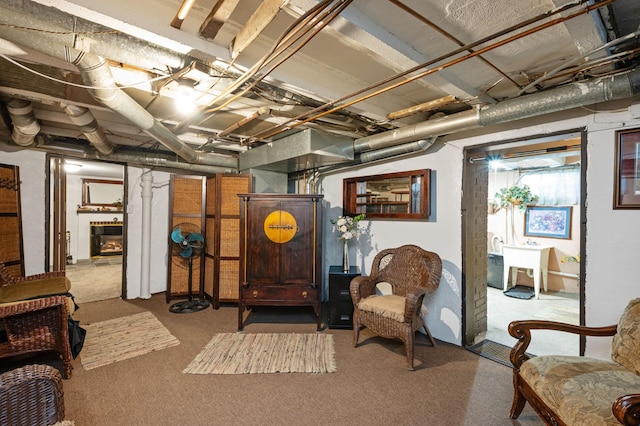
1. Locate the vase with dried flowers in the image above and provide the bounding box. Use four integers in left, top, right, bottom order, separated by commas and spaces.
330, 213, 366, 272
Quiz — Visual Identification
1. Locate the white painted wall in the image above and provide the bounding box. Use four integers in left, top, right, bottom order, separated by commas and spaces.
2, 99, 639, 358
0, 149, 47, 275
124, 167, 171, 299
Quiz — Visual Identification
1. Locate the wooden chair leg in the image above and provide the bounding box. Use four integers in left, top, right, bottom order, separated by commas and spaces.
510, 375, 527, 419
423, 325, 436, 347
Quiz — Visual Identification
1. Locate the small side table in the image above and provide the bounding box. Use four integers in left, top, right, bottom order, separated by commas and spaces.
328, 265, 360, 329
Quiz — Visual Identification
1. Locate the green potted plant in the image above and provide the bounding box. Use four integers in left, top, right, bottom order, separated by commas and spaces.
495, 184, 538, 211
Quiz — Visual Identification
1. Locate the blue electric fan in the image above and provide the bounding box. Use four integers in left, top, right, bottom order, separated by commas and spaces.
168, 223, 210, 313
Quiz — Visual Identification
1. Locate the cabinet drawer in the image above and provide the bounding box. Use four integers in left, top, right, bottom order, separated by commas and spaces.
329, 284, 352, 301
242, 285, 318, 302
328, 300, 354, 329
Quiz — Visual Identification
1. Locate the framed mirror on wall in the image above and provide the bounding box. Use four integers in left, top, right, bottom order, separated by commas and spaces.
82, 178, 124, 207
342, 169, 431, 219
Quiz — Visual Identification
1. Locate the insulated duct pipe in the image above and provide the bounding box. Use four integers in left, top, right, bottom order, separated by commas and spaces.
354, 67, 640, 152
358, 137, 438, 163
0, 0, 191, 72
140, 171, 153, 299
6, 98, 39, 146
62, 104, 114, 155
72, 53, 237, 169
0, 138, 234, 174
0, 19, 237, 169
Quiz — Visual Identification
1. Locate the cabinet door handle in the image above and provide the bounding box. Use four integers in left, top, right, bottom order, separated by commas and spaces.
302, 290, 308, 298
339, 290, 349, 296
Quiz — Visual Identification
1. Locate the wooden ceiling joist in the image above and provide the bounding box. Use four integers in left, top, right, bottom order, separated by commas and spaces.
199, 0, 241, 40
230, 0, 289, 59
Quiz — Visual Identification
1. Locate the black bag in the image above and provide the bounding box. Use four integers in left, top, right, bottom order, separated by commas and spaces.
67, 317, 86, 359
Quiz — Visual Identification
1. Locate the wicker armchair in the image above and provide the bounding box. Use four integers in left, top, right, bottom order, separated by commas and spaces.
0, 296, 73, 379
350, 244, 442, 370
0, 364, 65, 426
0, 261, 75, 379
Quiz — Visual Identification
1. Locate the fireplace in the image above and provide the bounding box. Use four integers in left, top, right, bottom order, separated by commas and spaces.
90, 221, 123, 257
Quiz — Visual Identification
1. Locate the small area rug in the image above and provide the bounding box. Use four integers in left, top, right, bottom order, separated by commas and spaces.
504, 285, 535, 300
80, 311, 179, 370
183, 333, 336, 375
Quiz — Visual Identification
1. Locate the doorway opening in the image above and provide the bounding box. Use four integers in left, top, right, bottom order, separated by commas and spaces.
463, 130, 585, 361
47, 156, 127, 304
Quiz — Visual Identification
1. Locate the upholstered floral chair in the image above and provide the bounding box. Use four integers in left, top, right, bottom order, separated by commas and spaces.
509, 298, 640, 425
350, 244, 442, 370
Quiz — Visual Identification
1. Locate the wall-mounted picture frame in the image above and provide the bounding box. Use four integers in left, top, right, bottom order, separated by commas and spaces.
614, 128, 640, 209
524, 206, 572, 239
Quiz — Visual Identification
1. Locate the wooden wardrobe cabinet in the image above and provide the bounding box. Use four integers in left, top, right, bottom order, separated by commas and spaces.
237, 194, 323, 330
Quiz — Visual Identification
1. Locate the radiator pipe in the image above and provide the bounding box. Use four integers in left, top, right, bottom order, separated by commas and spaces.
140, 172, 153, 299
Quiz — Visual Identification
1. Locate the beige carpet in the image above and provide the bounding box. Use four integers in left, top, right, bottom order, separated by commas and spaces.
183, 333, 336, 374
81, 311, 179, 370
66, 263, 122, 304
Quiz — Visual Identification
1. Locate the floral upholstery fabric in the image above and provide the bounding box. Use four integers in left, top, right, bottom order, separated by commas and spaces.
520, 355, 640, 425
612, 298, 640, 375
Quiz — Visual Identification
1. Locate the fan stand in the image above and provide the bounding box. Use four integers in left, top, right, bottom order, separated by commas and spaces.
169, 255, 210, 314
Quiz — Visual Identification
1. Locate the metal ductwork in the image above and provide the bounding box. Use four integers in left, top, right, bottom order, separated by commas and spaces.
239, 128, 354, 173
0, 0, 192, 72
354, 67, 640, 152
62, 104, 114, 155
0, 137, 234, 174
6, 98, 39, 146
0, 0, 238, 170
357, 138, 438, 163
0, 30, 238, 169
71, 53, 237, 169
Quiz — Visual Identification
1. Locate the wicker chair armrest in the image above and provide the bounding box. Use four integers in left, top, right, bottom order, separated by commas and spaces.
0, 364, 65, 425
613, 393, 640, 425
0, 295, 69, 319
350, 275, 376, 304
403, 287, 427, 323
508, 320, 617, 369
16, 271, 66, 282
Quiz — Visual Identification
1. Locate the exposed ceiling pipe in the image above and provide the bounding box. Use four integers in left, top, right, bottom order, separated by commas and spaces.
354, 67, 640, 152
247, 0, 615, 144
6, 98, 39, 146
0, 18, 238, 169
217, 106, 271, 138
386, 95, 456, 121
70, 53, 236, 169
0, 138, 234, 174
357, 138, 438, 163
0, 0, 190, 72
62, 104, 114, 155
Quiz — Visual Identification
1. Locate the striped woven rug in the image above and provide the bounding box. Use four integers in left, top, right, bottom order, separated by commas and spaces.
81, 311, 179, 370
183, 333, 336, 374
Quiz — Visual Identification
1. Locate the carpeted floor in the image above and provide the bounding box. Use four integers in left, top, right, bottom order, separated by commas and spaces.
66, 262, 122, 304
184, 333, 336, 374
17, 294, 544, 426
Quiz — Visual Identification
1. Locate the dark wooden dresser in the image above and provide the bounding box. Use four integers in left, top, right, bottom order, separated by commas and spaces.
237, 194, 323, 330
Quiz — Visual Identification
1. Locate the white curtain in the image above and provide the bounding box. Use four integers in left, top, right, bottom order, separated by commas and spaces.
520, 168, 580, 206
